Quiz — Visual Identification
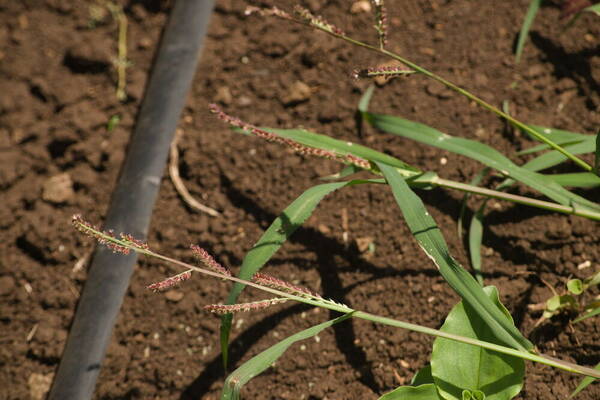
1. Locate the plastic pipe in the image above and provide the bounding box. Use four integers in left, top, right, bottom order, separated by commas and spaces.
48, 1, 214, 398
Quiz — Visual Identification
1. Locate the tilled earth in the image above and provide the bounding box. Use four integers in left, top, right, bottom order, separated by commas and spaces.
1, 0, 599, 399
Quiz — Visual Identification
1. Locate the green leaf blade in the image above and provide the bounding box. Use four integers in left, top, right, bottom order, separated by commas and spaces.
515, 0, 542, 63
518, 125, 592, 155
521, 138, 596, 172
377, 162, 533, 352
432, 286, 525, 400
594, 128, 600, 175
379, 383, 443, 400
266, 126, 420, 173
468, 204, 486, 286
366, 112, 600, 213
546, 172, 600, 188
573, 306, 600, 323
222, 314, 352, 400
570, 362, 600, 398
584, 3, 600, 15
220, 181, 353, 367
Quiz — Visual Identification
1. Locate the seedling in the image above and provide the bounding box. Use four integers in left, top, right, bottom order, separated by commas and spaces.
515, 0, 600, 63
531, 269, 600, 326
72, 215, 599, 399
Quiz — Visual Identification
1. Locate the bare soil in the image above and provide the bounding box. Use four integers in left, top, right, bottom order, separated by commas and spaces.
1, 0, 599, 399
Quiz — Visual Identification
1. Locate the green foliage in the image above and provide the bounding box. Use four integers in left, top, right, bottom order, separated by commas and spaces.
222, 314, 352, 400
572, 270, 600, 323
106, 114, 121, 131
379, 383, 442, 399
377, 162, 532, 351
516, 1, 600, 62
571, 362, 600, 398
547, 172, 600, 188
432, 286, 524, 400
265, 126, 419, 173
586, 3, 600, 15
462, 125, 598, 281
536, 270, 600, 324
364, 112, 600, 213
468, 203, 485, 285
515, 0, 542, 63
380, 287, 524, 400
567, 279, 584, 295
205, 4, 600, 397
220, 180, 363, 366
594, 129, 600, 175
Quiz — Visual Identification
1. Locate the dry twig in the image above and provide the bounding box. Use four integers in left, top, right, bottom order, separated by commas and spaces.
169, 130, 220, 217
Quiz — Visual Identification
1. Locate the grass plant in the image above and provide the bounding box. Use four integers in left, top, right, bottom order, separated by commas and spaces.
72, 215, 600, 399
73, 2, 600, 398
532, 269, 600, 325
515, 0, 600, 63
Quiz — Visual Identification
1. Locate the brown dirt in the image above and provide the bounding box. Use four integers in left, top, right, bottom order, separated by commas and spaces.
1, 0, 599, 399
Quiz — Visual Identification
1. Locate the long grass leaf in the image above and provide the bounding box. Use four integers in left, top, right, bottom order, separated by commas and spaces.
458, 168, 489, 243
570, 362, 600, 398
468, 203, 486, 285
320, 164, 361, 181
521, 138, 596, 172
594, 129, 599, 174
546, 172, 600, 188
365, 112, 600, 212
517, 125, 591, 155
457, 168, 489, 283
584, 3, 600, 15
377, 162, 533, 351
515, 0, 542, 63
220, 180, 366, 367
573, 307, 600, 323
222, 314, 352, 400
358, 84, 376, 112
266, 127, 420, 173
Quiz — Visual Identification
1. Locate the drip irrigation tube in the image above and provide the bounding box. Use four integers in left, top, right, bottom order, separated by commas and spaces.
49, 1, 214, 398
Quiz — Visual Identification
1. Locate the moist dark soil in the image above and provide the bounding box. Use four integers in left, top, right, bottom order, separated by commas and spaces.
1, 0, 599, 399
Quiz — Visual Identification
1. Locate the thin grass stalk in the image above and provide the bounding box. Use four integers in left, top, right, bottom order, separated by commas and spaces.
72, 216, 600, 379
264, 9, 592, 172
432, 176, 600, 220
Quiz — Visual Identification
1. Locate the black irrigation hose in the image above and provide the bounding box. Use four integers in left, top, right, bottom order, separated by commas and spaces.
49, 1, 214, 398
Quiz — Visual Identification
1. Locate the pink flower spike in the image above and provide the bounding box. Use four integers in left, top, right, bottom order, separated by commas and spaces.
252, 272, 322, 299
371, 0, 388, 48
71, 215, 130, 255
203, 298, 288, 314
293, 5, 345, 36
120, 233, 149, 250
146, 269, 192, 292
190, 245, 232, 277
244, 6, 294, 21
209, 105, 372, 171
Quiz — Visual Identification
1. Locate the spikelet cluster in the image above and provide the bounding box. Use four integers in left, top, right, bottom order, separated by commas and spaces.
244, 5, 293, 21
209, 104, 370, 170
245, 5, 345, 36
72, 215, 132, 255
204, 298, 288, 314
352, 65, 414, 80
190, 244, 232, 277
146, 270, 192, 292
121, 233, 150, 250
371, 0, 388, 48
293, 5, 345, 36
252, 272, 322, 299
